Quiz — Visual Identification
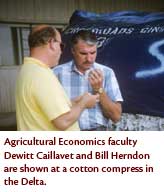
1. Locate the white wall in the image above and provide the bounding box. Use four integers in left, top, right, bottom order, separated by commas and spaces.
0, 67, 19, 112
0, 25, 15, 66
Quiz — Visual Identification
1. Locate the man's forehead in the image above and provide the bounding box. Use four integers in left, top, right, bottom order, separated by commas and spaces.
75, 43, 97, 50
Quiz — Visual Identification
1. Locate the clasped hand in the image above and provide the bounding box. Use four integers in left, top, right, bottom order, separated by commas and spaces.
88, 69, 103, 91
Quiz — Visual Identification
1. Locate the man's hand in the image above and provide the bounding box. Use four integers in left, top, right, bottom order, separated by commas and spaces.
80, 92, 99, 108
71, 95, 83, 105
88, 69, 103, 92
52, 93, 99, 130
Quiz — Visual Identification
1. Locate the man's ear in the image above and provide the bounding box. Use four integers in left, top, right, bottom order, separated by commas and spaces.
49, 39, 55, 50
71, 47, 75, 54
71, 47, 75, 55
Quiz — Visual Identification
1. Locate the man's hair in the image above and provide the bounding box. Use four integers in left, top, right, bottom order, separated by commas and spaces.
28, 25, 57, 48
71, 30, 97, 47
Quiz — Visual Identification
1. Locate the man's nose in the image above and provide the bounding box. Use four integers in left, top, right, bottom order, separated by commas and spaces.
86, 54, 93, 62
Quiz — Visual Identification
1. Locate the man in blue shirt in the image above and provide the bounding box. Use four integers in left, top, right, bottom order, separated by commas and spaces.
53, 30, 123, 131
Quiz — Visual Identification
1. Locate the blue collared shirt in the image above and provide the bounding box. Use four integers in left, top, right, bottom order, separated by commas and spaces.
53, 61, 123, 130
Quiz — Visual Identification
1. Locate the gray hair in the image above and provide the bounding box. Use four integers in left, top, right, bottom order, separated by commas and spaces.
71, 30, 97, 47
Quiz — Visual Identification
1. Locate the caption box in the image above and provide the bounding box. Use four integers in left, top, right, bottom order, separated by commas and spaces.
0, 132, 164, 192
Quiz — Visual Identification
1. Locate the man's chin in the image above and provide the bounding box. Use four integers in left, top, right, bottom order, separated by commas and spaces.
85, 64, 92, 69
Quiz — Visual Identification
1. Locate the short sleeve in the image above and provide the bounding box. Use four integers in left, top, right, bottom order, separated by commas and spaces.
105, 68, 123, 102
33, 70, 71, 121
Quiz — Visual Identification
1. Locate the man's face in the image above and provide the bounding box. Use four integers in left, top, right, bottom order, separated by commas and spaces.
71, 40, 97, 73
51, 30, 62, 67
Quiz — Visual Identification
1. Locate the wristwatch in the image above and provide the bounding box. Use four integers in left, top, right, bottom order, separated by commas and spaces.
95, 87, 104, 94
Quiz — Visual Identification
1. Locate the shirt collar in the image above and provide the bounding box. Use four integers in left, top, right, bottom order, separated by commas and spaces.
24, 57, 49, 68
71, 60, 96, 76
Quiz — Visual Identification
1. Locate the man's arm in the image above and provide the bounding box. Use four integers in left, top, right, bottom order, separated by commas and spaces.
52, 93, 99, 130
97, 91, 122, 123
88, 69, 122, 123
